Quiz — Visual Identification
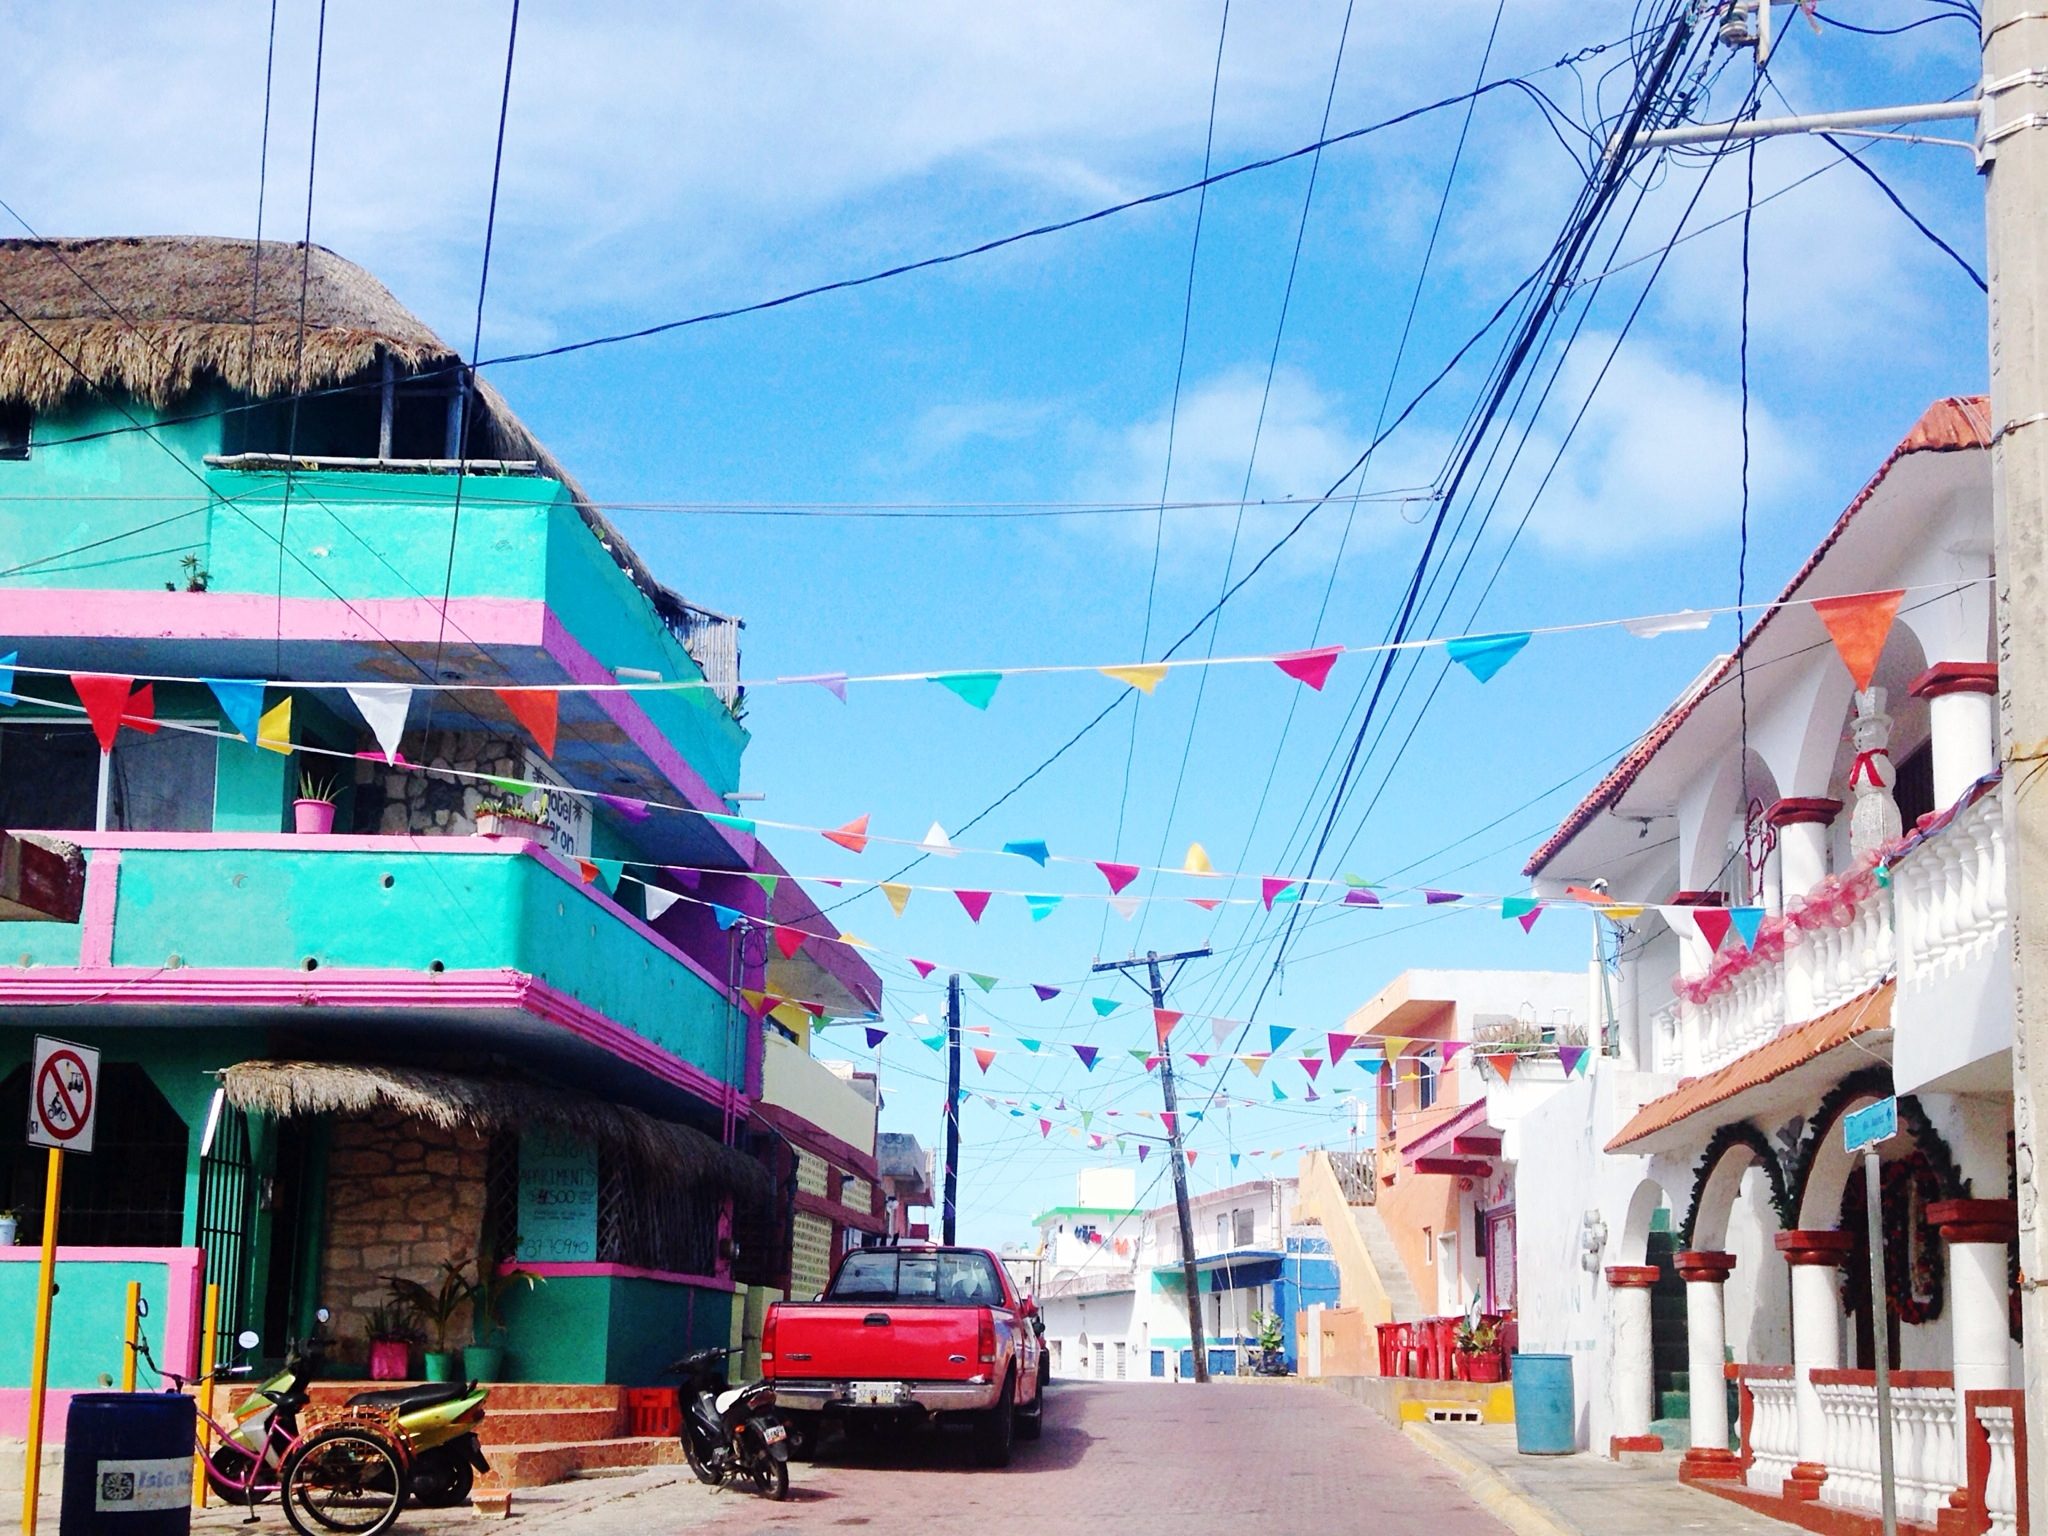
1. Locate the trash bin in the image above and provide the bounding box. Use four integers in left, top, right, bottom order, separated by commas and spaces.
1509, 1353, 1576, 1455
60, 1392, 196, 1536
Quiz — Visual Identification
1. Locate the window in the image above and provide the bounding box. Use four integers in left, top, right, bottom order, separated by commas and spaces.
1232, 1207, 1255, 1247
827, 1249, 1003, 1305
0, 723, 215, 832
1423, 1226, 1435, 1265
1416, 1049, 1440, 1111
1115, 1341, 1127, 1379
1216, 1213, 1230, 1249
1092, 1341, 1105, 1379
0, 402, 30, 460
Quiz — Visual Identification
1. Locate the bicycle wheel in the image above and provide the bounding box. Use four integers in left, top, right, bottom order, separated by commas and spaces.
281, 1427, 407, 1536
207, 1443, 273, 1505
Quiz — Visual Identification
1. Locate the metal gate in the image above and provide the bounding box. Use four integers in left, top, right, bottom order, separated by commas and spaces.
196, 1105, 257, 1367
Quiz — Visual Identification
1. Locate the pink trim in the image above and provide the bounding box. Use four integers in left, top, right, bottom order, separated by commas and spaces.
0, 966, 746, 1119
751, 1101, 880, 1183
0, 1246, 201, 1443
507, 1261, 735, 1292
78, 848, 120, 967
0, 591, 546, 648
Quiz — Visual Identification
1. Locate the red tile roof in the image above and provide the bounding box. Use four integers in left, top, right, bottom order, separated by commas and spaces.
1525, 397, 1991, 877
1604, 981, 1893, 1151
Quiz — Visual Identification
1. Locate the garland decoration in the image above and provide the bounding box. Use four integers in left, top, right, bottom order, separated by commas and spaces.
1679, 1122, 1791, 1249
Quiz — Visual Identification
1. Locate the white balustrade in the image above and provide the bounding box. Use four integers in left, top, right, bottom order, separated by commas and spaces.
1743, 1372, 1799, 1494
1651, 1003, 1685, 1074
1814, 1374, 1959, 1527
1896, 792, 2007, 992
1978, 1400, 2020, 1536
1691, 960, 1786, 1070
1799, 891, 1895, 1018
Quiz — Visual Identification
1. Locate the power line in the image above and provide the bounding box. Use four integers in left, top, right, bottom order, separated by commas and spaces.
273, 0, 329, 676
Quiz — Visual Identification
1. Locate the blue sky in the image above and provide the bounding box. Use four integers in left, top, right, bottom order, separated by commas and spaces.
4, 1, 1990, 1244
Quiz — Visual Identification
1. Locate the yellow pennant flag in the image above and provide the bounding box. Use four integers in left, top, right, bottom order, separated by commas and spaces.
1183, 842, 1214, 875
1381, 1035, 1410, 1059
257, 695, 294, 755
1100, 664, 1168, 694
770, 1001, 810, 1032
1242, 1054, 1269, 1077
882, 882, 912, 916
1601, 905, 1646, 923
839, 933, 874, 950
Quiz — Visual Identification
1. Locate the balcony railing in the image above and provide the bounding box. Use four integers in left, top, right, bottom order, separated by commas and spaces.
1967, 1389, 2025, 1536
1812, 1370, 1959, 1528
677, 603, 744, 713
1327, 1149, 1377, 1205
1694, 958, 1786, 1071
1897, 791, 2007, 993
1733, 1364, 1798, 1494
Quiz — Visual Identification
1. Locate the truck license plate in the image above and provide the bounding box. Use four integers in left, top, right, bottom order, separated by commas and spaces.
851, 1382, 899, 1406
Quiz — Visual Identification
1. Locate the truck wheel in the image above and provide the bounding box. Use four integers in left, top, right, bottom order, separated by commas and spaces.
972, 1377, 1016, 1467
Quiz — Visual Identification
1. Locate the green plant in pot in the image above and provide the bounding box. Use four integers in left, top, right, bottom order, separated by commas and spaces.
463, 1233, 542, 1383
1454, 1317, 1503, 1383
295, 770, 340, 835
363, 1302, 419, 1382
386, 1263, 474, 1384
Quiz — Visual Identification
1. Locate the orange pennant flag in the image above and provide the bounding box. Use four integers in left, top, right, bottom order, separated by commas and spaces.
972, 1047, 997, 1074
823, 814, 871, 854
576, 859, 600, 884
1811, 590, 1904, 692
1486, 1052, 1518, 1082
496, 688, 560, 758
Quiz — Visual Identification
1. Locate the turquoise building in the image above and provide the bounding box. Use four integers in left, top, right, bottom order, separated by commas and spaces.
0, 236, 880, 1425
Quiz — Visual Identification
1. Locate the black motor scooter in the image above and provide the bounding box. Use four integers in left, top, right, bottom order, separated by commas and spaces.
668, 1346, 789, 1501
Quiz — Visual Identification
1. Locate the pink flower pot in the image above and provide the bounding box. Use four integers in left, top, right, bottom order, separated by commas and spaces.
368, 1340, 411, 1381
293, 799, 337, 835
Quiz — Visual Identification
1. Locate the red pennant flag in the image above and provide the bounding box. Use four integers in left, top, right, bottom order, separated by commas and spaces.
124, 683, 160, 736
1095, 861, 1140, 894
1154, 1008, 1182, 1046
955, 889, 993, 922
1486, 1052, 1518, 1083
495, 688, 559, 758
1187, 897, 1223, 911
1261, 877, 1295, 910
823, 814, 870, 854
1812, 590, 1905, 692
773, 925, 806, 960
1185, 1150, 1198, 1166
973, 1047, 997, 1073
1301, 1058, 1323, 1081
1327, 1033, 1357, 1064
1144, 1055, 1162, 1073
798, 1001, 826, 1018
1188, 1053, 1211, 1067
909, 958, 937, 979
72, 674, 136, 752
576, 859, 600, 884
1273, 645, 1342, 691
1694, 907, 1735, 952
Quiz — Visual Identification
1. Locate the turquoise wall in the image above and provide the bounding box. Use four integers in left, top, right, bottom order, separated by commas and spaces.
0, 1257, 176, 1389
497, 1276, 731, 1385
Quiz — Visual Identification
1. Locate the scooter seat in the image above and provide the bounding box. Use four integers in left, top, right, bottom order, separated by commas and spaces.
714, 1386, 748, 1416
345, 1382, 469, 1413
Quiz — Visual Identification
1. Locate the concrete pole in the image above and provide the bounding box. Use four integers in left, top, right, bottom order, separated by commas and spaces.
1986, 0, 2048, 1524
1606, 1265, 1662, 1457
1675, 1250, 1742, 1480
1932, 1201, 2021, 1490
1775, 1230, 1854, 1501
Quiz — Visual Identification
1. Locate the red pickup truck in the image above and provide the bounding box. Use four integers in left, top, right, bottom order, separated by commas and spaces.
763, 1245, 1046, 1466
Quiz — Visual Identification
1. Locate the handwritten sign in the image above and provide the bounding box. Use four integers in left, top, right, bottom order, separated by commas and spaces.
516, 1128, 599, 1263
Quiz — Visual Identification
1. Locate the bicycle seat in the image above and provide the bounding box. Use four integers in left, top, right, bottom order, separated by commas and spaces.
343, 1382, 469, 1413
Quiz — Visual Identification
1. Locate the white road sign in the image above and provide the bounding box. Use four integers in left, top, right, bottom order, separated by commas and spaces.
28, 1034, 98, 1154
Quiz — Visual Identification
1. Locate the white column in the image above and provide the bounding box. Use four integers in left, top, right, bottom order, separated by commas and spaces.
1770, 799, 1842, 902
1677, 1250, 1744, 1479
1776, 1230, 1854, 1500
1933, 1200, 2019, 1491
1607, 1265, 1662, 1455
1909, 666, 1999, 812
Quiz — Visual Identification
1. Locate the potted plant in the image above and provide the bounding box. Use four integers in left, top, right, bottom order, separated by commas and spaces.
474, 793, 546, 841
294, 771, 339, 836
463, 1233, 542, 1383
386, 1263, 474, 1384
0, 1209, 17, 1247
1250, 1309, 1288, 1376
1454, 1318, 1504, 1383
363, 1303, 417, 1382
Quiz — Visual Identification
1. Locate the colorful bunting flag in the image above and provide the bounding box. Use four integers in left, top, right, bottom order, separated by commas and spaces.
973, 1047, 997, 1073
704, 811, 757, 835
823, 814, 871, 854
909, 958, 937, 979
1269, 1025, 1295, 1052
1211, 1017, 1236, 1045
1625, 610, 1712, 638
346, 684, 412, 764
1017, 1038, 1041, 1054
1025, 894, 1062, 921
1039, 1118, 1052, 1138
1138, 1143, 1151, 1162
1328, 1033, 1357, 1064
1188, 1053, 1210, 1067
0, 652, 14, 706
919, 821, 957, 856
747, 872, 780, 901
643, 888, 681, 921
1261, 877, 1296, 910
773, 925, 806, 960
1343, 888, 1380, 907
1441, 1040, 1470, 1063
1154, 1009, 1182, 1046
1183, 842, 1213, 875
882, 882, 912, 916
1271, 1082, 1288, 1102
1108, 896, 1139, 919
1101, 663, 1168, 694
592, 858, 624, 892
932, 671, 1001, 710
1096, 861, 1140, 894
1694, 907, 1735, 952
866, 1027, 889, 1048
1445, 631, 1532, 683
1423, 889, 1462, 905
1033, 984, 1060, 1001
1558, 1045, 1588, 1076
1092, 997, 1121, 1018
1187, 897, 1223, 911
969, 973, 998, 993
600, 794, 650, 820
1301, 1058, 1323, 1081
495, 688, 559, 758
711, 903, 745, 930
260, 693, 297, 754
1487, 1053, 1518, 1082
205, 679, 266, 746
1274, 645, 1342, 691
955, 889, 993, 922
1159, 1112, 1176, 1135
787, 673, 848, 701
1186, 1151, 1198, 1166
1004, 839, 1050, 865
72, 674, 135, 752
1501, 896, 1539, 922
1243, 1055, 1269, 1077
1729, 906, 1765, 950
1812, 589, 1905, 691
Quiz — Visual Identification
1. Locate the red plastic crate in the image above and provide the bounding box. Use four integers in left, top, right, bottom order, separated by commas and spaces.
626, 1387, 680, 1437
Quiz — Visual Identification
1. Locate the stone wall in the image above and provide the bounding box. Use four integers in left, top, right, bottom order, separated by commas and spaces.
321, 1106, 492, 1351
350, 729, 526, 837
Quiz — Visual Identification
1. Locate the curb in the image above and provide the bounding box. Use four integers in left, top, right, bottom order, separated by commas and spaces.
1400, 1422, 1582, 1536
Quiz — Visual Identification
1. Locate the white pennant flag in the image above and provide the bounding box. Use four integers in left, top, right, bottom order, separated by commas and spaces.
1108, 896, 1140, 920
1624, 609, 1713, 639
920, 821, 958, 857
347, 684, 413, 764
643, 887, 682, 921
1211, 1015, 1239, 1045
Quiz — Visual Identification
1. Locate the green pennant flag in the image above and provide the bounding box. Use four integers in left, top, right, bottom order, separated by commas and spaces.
969, 973, 999, 993
1501, 896, 1539, 921
1128, 1048, 1149, 1061
1091, 997, 1121, 1017
704, 811, 757, 834
747, 872, 780, 900
592, 858, 625, 893
1081, 1111, 1094, 1129
931, 671, 1003, 710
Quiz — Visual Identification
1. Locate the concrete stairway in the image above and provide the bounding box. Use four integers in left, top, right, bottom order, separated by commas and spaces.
306, 1381, 686, 1488
1350, 1203, 1427, 1323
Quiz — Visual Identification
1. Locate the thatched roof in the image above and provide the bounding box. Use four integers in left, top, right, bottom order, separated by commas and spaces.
219, 1058, 771, 1204
0, 237, 706, 637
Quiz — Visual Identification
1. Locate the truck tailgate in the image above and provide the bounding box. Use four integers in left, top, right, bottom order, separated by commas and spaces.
773, 1304, 984, 1381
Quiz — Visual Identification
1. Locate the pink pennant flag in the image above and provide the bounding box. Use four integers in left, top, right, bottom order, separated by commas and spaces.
1144, 1055, 1162, 1074
1185, 1150, 1198, 1166
1273, 645, 1342, 691
1039, 1118, 1052, 1138
909, 958, 937, 979
1327, 1033, 1357, 1064
1187, 897, 1223, 911
1301, 1058, 1323, 1081
955, 889, 993, 922
1517, 906, 1542, 934
1440, 1040, 1470, 1062
1095, 861, 1140, 894
1159, 1112, 1177, 1136
973, 1047, 997, 1073
1261, 877, 1295, 910
1188, 1053, 1211, 1067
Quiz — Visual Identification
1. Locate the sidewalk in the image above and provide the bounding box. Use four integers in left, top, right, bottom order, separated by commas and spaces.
1404, 1423, 1802, 1536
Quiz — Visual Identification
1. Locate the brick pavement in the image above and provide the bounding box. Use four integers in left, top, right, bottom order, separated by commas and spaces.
699, 1380, 1518, 1536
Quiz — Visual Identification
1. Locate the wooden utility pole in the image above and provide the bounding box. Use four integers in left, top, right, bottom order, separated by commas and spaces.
1094, 947, 1211, 1383
942, 973, 961, 1245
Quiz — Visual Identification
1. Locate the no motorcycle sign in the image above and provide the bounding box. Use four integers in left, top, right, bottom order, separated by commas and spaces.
27, 1034, 98, 1154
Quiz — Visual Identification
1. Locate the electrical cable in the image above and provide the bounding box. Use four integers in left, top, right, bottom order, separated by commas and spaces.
1818, 131, 1986, 292
273, 0, 328, 676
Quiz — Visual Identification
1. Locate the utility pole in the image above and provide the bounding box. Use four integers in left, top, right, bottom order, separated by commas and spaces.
1094, 946, 1211, 1384
1622, 4, 2048, 1521
942, 973, 961, 1245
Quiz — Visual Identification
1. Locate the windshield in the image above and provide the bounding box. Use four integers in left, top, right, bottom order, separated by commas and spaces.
828, 1251, 1005, 1305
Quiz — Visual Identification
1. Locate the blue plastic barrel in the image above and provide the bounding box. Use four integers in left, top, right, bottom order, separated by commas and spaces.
1509, 1353, 1576, 1455
60, 1392, 196, 1536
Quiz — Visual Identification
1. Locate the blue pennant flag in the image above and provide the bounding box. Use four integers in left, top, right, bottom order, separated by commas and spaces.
1444, 631, 1532, 683
205, 678, 266, 745
1729, 905, 1766, 950
0, 651, 16, 706
711, 904, 745, 931
1003, 839, 1051, 866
